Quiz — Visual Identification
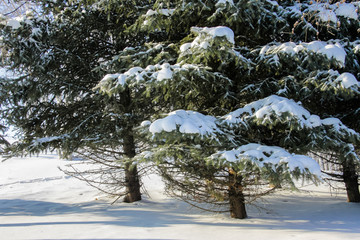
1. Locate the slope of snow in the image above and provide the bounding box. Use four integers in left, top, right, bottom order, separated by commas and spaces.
1, 154, 359, 240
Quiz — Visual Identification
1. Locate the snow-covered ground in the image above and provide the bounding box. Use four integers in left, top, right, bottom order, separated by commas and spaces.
0, 154, 359, 240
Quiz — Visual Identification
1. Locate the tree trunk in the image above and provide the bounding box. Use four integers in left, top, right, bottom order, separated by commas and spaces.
228, 171, 247, 219
343, 161, 360, 202
123, 163, 142, 203
121, 88, 141, 203
122, 126, 141, 203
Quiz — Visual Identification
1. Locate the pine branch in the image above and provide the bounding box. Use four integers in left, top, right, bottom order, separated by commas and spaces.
3, 2, 26, 16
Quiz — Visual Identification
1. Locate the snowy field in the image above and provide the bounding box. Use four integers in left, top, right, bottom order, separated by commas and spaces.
1, 154, 360, 240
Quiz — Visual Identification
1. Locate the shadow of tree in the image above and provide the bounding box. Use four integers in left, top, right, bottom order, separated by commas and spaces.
0, 193, 359, 234
248, 193, 360, 233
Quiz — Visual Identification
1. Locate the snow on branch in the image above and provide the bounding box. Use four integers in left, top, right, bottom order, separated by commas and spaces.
31, 134, 69, 147
2, 14, 32, 29
178, 26, 253, 70
215, 0, 235, 8
95, 62, 233, 99
142, 8, 175, 25
211, 143, 322, 178
149, 110, 222, 139
180, 26, 235, 55
259, 40, 347, 68
95, 63, 200, 95
145, 9, 175, 17
223, 95, 322, 129
191, 26, 235, 45
148, 95, 359, 146
224, 95, 359, 139
336, 72, 359, 89
223, 95, 359, 143
285, 1, 359, 23
304, 70, 360, 96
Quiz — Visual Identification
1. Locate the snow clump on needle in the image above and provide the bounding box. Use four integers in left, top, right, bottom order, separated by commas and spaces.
5, 15, 32, 29
180, 26, 235, 53
216, 0, 235, 7
336, 72, 359, 89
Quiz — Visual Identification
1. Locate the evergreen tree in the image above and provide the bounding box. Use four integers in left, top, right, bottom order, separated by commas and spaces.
0, 1, 154, 202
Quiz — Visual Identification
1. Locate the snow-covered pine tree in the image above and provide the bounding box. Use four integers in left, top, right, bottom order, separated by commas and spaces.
0, 1, 156, 202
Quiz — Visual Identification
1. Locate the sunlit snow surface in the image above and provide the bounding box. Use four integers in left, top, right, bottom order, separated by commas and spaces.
0, 154, 359, 239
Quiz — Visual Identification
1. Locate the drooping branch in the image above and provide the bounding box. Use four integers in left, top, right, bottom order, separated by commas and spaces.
3, 2, 26, 16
